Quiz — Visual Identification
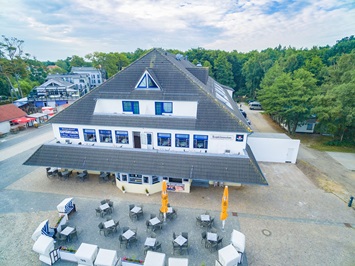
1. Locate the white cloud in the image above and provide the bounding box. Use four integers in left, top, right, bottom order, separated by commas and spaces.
0, 0, 354, 60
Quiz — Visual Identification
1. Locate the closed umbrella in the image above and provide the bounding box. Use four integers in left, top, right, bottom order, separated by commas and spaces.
160, 180, 169, 221
220, 186, 229, 230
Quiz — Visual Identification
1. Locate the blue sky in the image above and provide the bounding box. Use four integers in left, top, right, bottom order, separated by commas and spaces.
1, 0, 354, 61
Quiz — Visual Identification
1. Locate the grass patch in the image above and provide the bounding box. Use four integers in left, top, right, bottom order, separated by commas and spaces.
260, 114, 355, 153
292, 133, 355, 152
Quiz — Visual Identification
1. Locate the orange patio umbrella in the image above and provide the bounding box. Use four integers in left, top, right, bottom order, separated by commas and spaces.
220, 186, 229, 230
160, 180, 169, 221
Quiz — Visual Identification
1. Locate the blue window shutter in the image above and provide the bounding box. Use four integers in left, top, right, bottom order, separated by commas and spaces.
155, 102, 162, 115
133, 101, 139, 114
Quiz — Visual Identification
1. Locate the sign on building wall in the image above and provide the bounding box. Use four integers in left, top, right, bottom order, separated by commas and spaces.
59, 127, 79, 139
167, 183, 185, 192
211, 135, 233, 140
236, 134, 244, 142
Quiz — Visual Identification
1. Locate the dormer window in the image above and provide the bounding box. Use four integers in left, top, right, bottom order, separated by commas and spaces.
155, 102, 172, 115
135, 70, 159, 90
122, 101, 139, 114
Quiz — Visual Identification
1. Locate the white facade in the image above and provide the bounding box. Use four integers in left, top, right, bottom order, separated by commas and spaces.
71, 67, 103, 88
52, 123, 248, 155
247, 133, 300, 164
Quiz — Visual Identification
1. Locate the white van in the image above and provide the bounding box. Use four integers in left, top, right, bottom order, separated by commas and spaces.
249, 101, 262, 110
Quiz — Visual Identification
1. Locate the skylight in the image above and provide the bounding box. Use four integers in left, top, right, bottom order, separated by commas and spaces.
214, 83, 233, 109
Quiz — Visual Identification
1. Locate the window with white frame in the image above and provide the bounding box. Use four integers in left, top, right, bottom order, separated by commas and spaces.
193, 135, 208, 149
158, 133, 171, 147
122, 101, 139, 114
175, 134, 189, 148
128, 174, 142, 184
99, 130, 112, 143
155, 102, 173, 115
115, 131, 129, 144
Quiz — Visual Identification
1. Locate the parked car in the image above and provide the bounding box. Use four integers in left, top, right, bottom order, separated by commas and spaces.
249, 101, 262, 110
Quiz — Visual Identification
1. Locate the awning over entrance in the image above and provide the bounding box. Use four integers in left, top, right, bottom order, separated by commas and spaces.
11, 116, 36, 124
24, 143, 268, 185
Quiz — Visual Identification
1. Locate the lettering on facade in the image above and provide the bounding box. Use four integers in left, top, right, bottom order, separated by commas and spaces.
211, 135, 233, 140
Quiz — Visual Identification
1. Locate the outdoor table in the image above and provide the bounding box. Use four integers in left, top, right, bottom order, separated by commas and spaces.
168, 257, 189, 266
144, 237, 156, 247
99, 203, 110, 211
61, 226, 74, 236
207, 232, 218, 242
75, 243, 98, 266
122, 229, 135, 240
149, 217, 161, 226
104, 220, 115, 229
201, 214, 210, 221
94, 248, 118, 266
174, 235, 187, 246
131, 206, 141, 213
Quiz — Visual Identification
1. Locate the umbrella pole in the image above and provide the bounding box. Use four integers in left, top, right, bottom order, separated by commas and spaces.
163, 212, 166, 222
222, 220, 225, 231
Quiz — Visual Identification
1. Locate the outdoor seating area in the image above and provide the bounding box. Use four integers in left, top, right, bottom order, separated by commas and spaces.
45, 168, 118, 185
76, 170, 89, 182
196, 212, 215, 228
31, 187, 247, 266
46, 167, 74, 180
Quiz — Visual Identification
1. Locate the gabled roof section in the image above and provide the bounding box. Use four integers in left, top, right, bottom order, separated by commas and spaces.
135, 69, 160, 90
50, 48, 251, 133
39, 78, 73, 88
24, 143, 268, 185
186, 67, 209, 85
0, 104, 27, 122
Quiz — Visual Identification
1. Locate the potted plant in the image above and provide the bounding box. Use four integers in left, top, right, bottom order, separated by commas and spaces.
58, 246, 77, 262
145, 188, 149, 196
122, 186, 126, 193
122, 257, 144, 265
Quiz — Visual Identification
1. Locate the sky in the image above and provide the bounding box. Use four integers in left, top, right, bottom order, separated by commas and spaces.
1, 0, 354, 62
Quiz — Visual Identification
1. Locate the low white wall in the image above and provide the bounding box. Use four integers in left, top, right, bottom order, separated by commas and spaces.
247, 133, 300, 164
0, 121, 10, 134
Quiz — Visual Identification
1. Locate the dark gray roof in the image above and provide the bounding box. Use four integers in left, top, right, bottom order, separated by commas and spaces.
50, 49, 250, 133
24, 143, 267, 186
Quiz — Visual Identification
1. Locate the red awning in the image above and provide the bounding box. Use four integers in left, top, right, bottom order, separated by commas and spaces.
11, 117, 36, 124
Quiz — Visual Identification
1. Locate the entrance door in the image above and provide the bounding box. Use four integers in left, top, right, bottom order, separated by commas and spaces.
133, 131, 141, 148
286, 148, 294, 163
146, 133, 153, 149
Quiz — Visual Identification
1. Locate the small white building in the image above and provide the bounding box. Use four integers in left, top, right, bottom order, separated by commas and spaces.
248, 133, 300, 164
71, 67, 104, 88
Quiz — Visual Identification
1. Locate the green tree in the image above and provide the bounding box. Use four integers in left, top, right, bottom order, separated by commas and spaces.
213, 53, 235, 88
86, 52, 129, 78
70, 55, 91, 68
0, 35, 31, 100
55, 57, 71, 73
259, 68, 317, 134
312, 52, 355, 142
